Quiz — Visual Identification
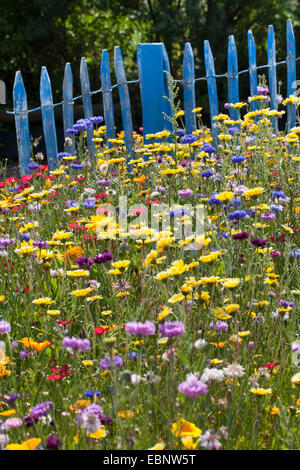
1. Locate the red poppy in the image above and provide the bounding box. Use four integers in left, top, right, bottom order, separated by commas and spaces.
39, 165, 48, 171
57, 321, 75, 326
6, 177, 18, 185
94, 326, 109, 335
261, 362, 279, 369
47, 364, 73, 380
20, 174, 33, 183
0, 182, 5, 188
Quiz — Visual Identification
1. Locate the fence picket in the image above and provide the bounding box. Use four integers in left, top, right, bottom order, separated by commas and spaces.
80, 57, 95, 158
100, 50, 116, 147
286, 19, 296, 131
13, 71, 32, 176
63, 63, 75, 155
267, 25, 277, 133
227, 35, 239, 121
40, 66, 58, 170
114, 46, 134, 154
204, 40, 219, 141
248, 30, 258, 112
183, 42, 196, 134
161, 43, 174, 132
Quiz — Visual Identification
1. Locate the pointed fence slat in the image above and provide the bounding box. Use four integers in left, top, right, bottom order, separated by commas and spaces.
13, 72, 32, 176
80, 57, 95, 158
227, 35, 239, 121
286, 19, 296, 131
267, 25, 277, 133
100, 50, 116, 147
204, 40, 219, 141
183, 42, 196, 134
114, 46, 134, 154
161, 43, 174, 132
63, 63, 75, 155
248, 30, 258, 112
40, 66, 58, 170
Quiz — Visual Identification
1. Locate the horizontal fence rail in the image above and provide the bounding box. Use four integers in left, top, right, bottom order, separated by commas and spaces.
7, 19, 300, 175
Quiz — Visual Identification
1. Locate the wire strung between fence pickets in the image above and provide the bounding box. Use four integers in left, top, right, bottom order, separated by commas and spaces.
7, 58, 300, 116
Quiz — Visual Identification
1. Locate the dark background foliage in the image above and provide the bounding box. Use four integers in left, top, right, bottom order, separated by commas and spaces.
0, 0, 300, 159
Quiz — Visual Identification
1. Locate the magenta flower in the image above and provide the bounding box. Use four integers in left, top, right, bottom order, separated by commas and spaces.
178, 375, 208, 398
125, 321, 155, 336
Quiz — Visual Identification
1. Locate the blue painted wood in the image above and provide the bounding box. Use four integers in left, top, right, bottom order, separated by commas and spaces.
100, 50, 116, 147
137, 43, 170, 144
40, 66, 59, 170
114, 46, 134, 154
286, 19, 296, 131
161, 43, 174, 132
247, 30, 258, 112
63, 63, 76, 155
227, 35, 239, 121
183, 42, 196, 134
204, 40, 219, 141
13, 72, 32, 176
80, 57, 95, 158
267, 25, 277, 133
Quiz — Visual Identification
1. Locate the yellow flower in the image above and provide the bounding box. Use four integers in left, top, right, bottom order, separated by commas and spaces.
168, 293, 185, 303
47, 310, 60, 316
171, 419, 202, 438
6, 438, 42, 451
271, 407, 280, 416
66, 270, 90, 277
181, 436, 200, 450
71, 288, 93, 297
0, 409, 16, 417
32, 297, 55, 306
291, 372, 300, 385
148, 442, 166, 450
215, 191, 235, 202
82, 360, 93, 366
222, 278, 240, 288
88, 426, 107, 439
250, 388, 272, 395
224, 304, 239, 314
111, 260, 131, 270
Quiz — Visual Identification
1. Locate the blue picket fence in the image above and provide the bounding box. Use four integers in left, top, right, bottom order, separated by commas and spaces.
7, 19, 300, 175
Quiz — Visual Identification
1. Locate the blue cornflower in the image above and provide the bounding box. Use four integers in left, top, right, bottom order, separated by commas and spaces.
228, 210, 248, 220
231, 154, 245, 164
28, 163, 39, 170
176, 129, 185, 136
181, 134, 197, 145
200, 144, 216, 153
57, 152, 71, 159
71, 163, 83, 170
201, 170, 214, 178
89, 116, 104, 124
84, 198, 96, 209
228, 126, 239, 135
272, 190, 286, 199
84, 390, 101, 398
270, 204, 282, 213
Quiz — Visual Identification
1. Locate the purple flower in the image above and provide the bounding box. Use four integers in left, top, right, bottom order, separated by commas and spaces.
178, 375, 208, 398
46, 435, 59, 450
228, 210, 248, 220
228, 126, 239, 135
76, 256, 94, 270
232, 232, 249, 240
158, 321, 185, 338
83, 404, 103, 417
62, 336, 90, 353
178, 189, 193, 198
30, 401, 53, 421
93, 251, 113, 264
0, 321, 11, 334
19, 350, 29, 359
251, 238, 267, 248
97, 179, 111, 187
125, 321, 155, 336
99, 355, 123, 370
71, 163, 83, 170
32, 240, 48, 248
261, 213, 275, 221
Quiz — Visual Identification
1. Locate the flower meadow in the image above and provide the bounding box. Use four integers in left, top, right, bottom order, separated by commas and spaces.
0, 91, 299, 451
